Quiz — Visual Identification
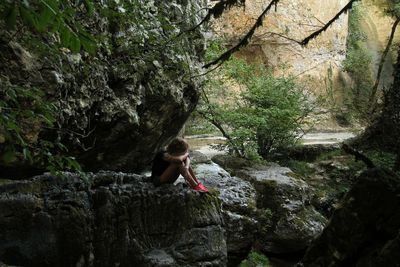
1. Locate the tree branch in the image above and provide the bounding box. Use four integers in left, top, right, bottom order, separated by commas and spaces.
342, 144, 375, 168
203, 0, 358, 69
301, 0, 359, 46
185, 0, 245, 34
203, 0, 280, 69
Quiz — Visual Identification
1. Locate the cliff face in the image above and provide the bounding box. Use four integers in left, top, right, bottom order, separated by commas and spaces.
211, 0, 349, 95
211, 0, 398, 97
0, 0, 206, 172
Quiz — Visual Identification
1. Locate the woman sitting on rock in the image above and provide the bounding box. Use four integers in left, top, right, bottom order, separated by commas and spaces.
151, 137, 209, 193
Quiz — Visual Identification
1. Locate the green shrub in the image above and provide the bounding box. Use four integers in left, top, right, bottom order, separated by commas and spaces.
286, 160, 315, 178
239, 251, 271, 267
342, 3, 374, 119
198, 42, 311, 159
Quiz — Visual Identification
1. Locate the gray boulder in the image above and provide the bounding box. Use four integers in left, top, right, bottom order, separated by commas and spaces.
0, 172, 226, 267
212, 155, 327, 254
192, 162, 257, 264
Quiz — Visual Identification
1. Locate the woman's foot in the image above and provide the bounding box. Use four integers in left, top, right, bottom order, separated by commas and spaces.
192, 182, 209, 193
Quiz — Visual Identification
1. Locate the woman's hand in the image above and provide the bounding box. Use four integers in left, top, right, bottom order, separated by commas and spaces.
177, 152, 189, 162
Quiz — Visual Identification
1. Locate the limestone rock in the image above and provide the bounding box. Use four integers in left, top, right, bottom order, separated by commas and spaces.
212, 155, 327, 254
0, 172, 227, 267
193, 162, 257, 264
0, 0, 207, 173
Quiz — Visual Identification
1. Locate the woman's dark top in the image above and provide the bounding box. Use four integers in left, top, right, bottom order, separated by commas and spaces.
151, 150, 169, 177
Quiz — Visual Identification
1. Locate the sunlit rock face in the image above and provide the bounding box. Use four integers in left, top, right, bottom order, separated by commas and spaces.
0, 172, 227, 267
0, 0, 207, 172
210, 0, 398, 96
211, 0, 350, 94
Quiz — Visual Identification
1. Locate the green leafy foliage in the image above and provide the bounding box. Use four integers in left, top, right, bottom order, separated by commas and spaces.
0, 78, 81, 176
239, 250, 271, 267
0, 0, 96, 53
342, 3, 374, 119
198, 41, 311, 159
386, 1, 400, 18
101, 0, 198, 82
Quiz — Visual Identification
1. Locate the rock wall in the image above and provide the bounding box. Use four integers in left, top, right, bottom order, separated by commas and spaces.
211, 0, 399, 97
358, 0, 400, 90
211, 0, 349, 95
0, 173, 226, 267
0, 0, 206, 173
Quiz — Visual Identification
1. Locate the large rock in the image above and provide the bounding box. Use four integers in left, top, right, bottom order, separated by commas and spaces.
193, 161, 257, 265
0, 0, 206, 173
0, 172, 227, 267
212, 155, 327, 254
298, 168, 400, 267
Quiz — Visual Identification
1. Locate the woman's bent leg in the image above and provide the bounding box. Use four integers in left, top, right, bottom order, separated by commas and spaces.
158, 164, 180, 184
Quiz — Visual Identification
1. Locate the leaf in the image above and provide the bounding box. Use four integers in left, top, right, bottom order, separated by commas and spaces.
39, 0, 57, 16
83, 0, 95, 16
78, 31, 96, 53
66, 157, 81, 171
50, 17, 62, 32
36, 2, 56, 32
19, 6, 38, 29
46, 165, 57, 175
2, 150, 16, 164
59, 24, 72, 47
23, 147, 32, 161
69, 34, 81, 53
4, 5, 17, 30
6, 120, 20, 132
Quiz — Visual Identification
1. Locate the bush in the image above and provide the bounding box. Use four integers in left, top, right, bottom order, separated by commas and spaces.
239, 251, 271, 267
198, 42, 311, 159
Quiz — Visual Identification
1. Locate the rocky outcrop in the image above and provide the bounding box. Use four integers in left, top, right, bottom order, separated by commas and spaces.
298, 168, 400, 267
191, 160, 257, 265
0, 172, 226, 267
193, 154, 325, 259
211, 155, 327, 254
0, 0, 206, 173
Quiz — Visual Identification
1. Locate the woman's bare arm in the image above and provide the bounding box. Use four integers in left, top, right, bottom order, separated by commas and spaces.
163, 152, 189, 163
184, 156, 190, 169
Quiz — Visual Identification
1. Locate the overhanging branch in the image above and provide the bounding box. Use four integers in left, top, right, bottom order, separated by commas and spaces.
300, 0, 359, 46
203, 0, 280, 69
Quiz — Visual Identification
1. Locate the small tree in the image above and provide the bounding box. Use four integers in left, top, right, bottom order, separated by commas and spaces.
198, 46, 311, 160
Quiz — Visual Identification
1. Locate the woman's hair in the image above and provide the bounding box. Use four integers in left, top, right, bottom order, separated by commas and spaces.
167, 137, 189, 155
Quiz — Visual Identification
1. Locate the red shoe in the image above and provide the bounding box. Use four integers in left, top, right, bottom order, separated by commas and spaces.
193, 183, 209, 193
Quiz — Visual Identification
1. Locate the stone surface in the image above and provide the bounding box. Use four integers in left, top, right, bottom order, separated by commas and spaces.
212, 155, 327, 254
191, 162, 257, 265
211, 0, 349, 95
212, 0, 398, 96
0, 172, 227, 267
0, 0, 207, 173
298, 168, 400, 267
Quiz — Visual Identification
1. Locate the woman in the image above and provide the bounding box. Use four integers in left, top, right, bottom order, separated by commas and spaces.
151, 137, 209, 193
